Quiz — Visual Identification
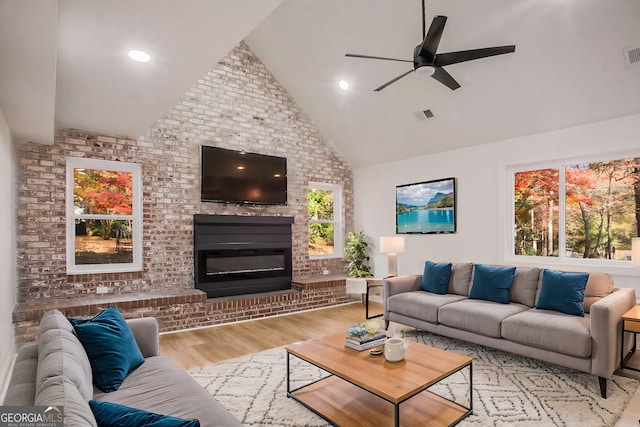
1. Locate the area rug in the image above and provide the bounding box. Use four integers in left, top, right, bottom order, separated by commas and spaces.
188, 331, 638, 426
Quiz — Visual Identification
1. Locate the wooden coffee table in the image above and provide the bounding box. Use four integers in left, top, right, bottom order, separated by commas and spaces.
286, 333, 472, 427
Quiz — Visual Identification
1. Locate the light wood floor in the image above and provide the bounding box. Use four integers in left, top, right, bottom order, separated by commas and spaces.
160, 301, 384, 370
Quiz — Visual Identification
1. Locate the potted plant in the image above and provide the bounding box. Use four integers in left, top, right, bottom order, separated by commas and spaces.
344, 231, 373, 298
344, 230, 373, 278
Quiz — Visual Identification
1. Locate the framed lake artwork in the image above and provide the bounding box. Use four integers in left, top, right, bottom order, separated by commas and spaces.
396, 177, 457, 234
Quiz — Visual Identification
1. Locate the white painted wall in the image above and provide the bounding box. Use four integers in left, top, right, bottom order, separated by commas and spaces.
354, 113, 640, 294
0, 108, 16, 399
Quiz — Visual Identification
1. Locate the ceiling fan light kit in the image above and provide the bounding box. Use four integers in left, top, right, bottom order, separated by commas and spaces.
346, 0, 515, 91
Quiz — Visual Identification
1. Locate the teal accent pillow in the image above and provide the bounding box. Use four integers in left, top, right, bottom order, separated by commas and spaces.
420, 261, 452, 294
469, 264, 516, 304
537, 269, 589, 316
89, 400, 200, 427
71, 307, 144, 392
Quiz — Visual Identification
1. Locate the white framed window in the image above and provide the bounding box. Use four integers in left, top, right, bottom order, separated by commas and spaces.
507, 153, 639, 268
66, 157, 143, 274
308, 182, 344, 259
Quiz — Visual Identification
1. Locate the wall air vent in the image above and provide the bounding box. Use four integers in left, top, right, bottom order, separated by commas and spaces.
623, 45, 640, 67
415, 109, 434, 121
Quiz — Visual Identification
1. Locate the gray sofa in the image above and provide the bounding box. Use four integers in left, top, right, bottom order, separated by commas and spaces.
383, 263, 637, 399
3, 309, 241, 427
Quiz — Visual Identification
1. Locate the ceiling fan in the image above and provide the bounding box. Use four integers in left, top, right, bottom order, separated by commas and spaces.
345, 0, 516, 91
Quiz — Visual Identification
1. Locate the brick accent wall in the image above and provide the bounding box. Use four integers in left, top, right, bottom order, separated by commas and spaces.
13, 41, 353, 340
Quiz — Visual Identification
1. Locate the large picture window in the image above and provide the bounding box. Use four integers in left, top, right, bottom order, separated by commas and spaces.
308, 182, 343, 258
66, 157, 142, 274
513, 156, 639, 262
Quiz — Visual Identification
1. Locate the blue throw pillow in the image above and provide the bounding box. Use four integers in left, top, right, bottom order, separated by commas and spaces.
71, 307, 144, 392
537, 269, 589, 316
89, 400, 200, 427
469, 264, 516, 304
420, 261, 452, 294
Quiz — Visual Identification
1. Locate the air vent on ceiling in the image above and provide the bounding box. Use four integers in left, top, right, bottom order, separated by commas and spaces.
623, 45, 640, 67
415, 109, 434, 121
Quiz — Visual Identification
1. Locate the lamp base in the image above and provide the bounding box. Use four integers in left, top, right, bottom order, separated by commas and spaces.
387, 253, 398, 277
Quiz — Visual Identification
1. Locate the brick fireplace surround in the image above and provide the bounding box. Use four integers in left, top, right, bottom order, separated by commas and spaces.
12, 41, 354, 346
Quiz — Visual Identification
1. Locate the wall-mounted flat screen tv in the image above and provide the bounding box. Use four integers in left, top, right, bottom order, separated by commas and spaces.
201, 145, 287, 205
396, 177, 456, 234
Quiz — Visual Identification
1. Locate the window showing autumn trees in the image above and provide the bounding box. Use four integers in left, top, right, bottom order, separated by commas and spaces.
66, 158, 142, 274
308, 182, 343, 257
514, 157, 640, 261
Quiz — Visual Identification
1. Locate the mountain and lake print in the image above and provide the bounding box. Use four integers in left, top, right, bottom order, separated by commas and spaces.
396, 178, 456, 233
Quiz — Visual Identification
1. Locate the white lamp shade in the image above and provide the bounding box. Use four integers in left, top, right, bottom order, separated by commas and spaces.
380, 236, 405, 254
632, 237, 640, 267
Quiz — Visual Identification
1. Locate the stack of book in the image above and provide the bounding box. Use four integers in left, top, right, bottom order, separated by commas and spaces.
345, 332, 387, 351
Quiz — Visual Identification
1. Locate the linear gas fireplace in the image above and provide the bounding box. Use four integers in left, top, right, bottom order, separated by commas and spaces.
194, 215, 294, 298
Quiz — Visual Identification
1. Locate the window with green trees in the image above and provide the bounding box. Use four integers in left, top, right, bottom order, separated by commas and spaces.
308, 182, 343, 257
513, 156, 639, 261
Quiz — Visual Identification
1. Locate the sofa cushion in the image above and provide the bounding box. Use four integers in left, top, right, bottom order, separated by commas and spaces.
35, 375, 98, 427
93, 355, 242, 426
537, 269, 589, 316
469, 264, 516, 304
438, 299, 530, 338
37, 328, 94, 402
501, 308, 591, 358
89, 400, 200, 427
72, 307, 145, 393
583, 273, 614, 313
510, 267, 541, 307
448, 263, 474, 296
420, 261, 452, 294
387, 291, 466, 323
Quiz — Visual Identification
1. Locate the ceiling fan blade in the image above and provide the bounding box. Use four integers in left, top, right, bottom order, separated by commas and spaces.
418, 15, 447, 60
374, 69, 414, 92
431, 67, 460, 90
345, 53, 413, 63
434, 45, 516, 67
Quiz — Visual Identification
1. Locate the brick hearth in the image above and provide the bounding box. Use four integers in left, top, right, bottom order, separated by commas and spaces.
12, 275, 349, 347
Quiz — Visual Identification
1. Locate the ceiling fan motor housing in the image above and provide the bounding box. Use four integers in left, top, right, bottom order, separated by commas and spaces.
413, 44, 434, 70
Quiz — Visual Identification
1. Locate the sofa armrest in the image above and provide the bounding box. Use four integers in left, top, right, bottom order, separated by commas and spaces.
383, 275, 422, 298
126, 317, 160, 358
383, 275, 422, 320
3, 343, 38, 405
590, 287, 636, 378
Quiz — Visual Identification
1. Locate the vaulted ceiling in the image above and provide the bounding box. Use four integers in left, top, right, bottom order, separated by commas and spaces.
2, 0, 639, 168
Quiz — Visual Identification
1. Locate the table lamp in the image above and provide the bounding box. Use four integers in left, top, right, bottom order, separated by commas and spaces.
380, 236, 405, 277
633, 237, 640, 267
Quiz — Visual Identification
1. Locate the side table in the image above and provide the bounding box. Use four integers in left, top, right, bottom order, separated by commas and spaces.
621, 305, 640, 372
345, 277, 384, 319
365, 278, 384, 320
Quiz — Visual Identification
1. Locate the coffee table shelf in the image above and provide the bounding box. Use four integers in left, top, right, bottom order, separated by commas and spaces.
291, 376, 468, 427
286, 333, 472, 427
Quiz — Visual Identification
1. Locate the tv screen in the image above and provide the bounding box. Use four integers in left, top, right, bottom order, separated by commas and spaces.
201, 145, 287, 205
396, 177, 456, 234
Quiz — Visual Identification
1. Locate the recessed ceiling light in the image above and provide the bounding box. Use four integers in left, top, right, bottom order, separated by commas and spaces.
128, 50, 151, 63
338, 80, 350, 90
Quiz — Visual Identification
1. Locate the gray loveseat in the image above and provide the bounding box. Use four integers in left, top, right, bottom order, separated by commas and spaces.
383, 263, 636, 398
3, 309, 241, 426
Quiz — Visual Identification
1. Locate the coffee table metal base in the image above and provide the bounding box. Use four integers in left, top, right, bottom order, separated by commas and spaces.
286, 352, 472, 427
